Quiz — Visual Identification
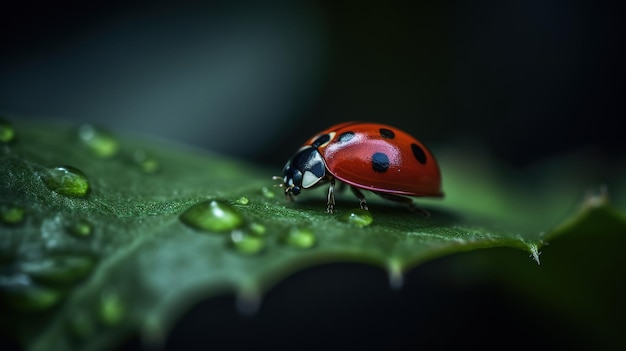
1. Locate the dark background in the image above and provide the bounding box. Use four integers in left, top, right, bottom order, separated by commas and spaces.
1, 0, 624, 168
1, 1, 624, 350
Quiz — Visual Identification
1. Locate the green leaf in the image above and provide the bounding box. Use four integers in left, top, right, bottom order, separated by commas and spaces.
1, 120, 623, 350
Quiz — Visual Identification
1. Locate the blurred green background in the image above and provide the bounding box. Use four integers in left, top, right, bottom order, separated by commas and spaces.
1, 1, 624, 350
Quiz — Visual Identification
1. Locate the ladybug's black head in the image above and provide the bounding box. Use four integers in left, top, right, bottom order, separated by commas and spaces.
275, 146, 326, 199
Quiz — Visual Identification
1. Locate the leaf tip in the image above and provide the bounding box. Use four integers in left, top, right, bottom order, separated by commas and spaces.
528, 243, 541, 265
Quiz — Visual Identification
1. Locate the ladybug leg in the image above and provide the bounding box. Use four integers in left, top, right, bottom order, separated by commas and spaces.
326, 178, 336, 213
350, 186, 369, 210
375, 192, 430, 217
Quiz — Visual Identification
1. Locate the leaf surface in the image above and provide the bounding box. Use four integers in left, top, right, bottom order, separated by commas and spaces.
1, 120, 622, 350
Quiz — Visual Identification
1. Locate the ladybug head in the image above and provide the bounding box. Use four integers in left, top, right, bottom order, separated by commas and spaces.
274, 147, 326, 199
280, 163, 303, 197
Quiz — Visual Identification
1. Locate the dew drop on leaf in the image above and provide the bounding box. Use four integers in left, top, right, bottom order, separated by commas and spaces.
283, 227, 316, 249
0, 118, 15, 143
229, 230, 266, 255
249, 222, 266, 235
235, 196, 250, 205
180, 200, 245, 232
20, 255, 95, 285
99, 291, 125, 326
132, 150, 159, 174
77, 124, 119, 158
0, 205, 25, 225
338, 208, 373, 227
387, 260, 404, 290
42, 166, 90, 197
3, 283, 64, 312
261, 186, 275, 199
66, 219, 93, 238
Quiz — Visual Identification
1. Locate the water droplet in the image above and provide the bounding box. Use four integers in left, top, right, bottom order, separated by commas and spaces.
235, 196, 250, 205
67, 219, 93, 237
99, 291, 124, 326
229, 230, 266, 255
3, 284, 63, 312
338, 208, 373, 227
180, 200, 245, 232
249, 222, 266, 235
283, 227, 316, 249
42, 166, 90, 197
132, 150, 159, 174
0, 205, 25, 225
0, 118, 15, 143
20, 255, 95, 285
387, 260, 404, 290
77, 124, 119, 158
261, 186, 275, 199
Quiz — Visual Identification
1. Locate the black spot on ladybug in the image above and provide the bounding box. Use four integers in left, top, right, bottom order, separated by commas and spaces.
411, 143, 427, 164
379, 128, 395, 139
312, 134, 331, 148
371, 152, 389, 173
337, 131, 355, 143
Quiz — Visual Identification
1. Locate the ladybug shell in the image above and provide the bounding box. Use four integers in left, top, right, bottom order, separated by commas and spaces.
304, 122, 443, 197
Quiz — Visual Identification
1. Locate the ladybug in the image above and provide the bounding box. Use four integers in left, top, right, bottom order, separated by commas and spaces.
274, 121, 443, 213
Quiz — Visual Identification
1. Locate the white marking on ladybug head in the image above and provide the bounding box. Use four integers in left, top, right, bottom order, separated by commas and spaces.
302, 170, 322, 189
300, 150, 326, 189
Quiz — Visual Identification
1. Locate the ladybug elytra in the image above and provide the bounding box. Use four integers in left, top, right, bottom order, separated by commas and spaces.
274, 121, 443, 213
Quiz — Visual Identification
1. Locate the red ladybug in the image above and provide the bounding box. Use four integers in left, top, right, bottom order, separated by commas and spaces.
274, 121, 443, 213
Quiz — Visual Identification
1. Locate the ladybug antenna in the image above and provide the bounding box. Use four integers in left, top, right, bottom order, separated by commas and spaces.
272, 175, 297, 198
272, 176, 285, 188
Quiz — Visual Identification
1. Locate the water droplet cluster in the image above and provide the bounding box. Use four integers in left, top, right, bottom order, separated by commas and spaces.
0, 254, 96, 312
0, 120, 111, 316
180, 199, 265, 255
0, 116, 395, 337
180, 195, 325, 256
